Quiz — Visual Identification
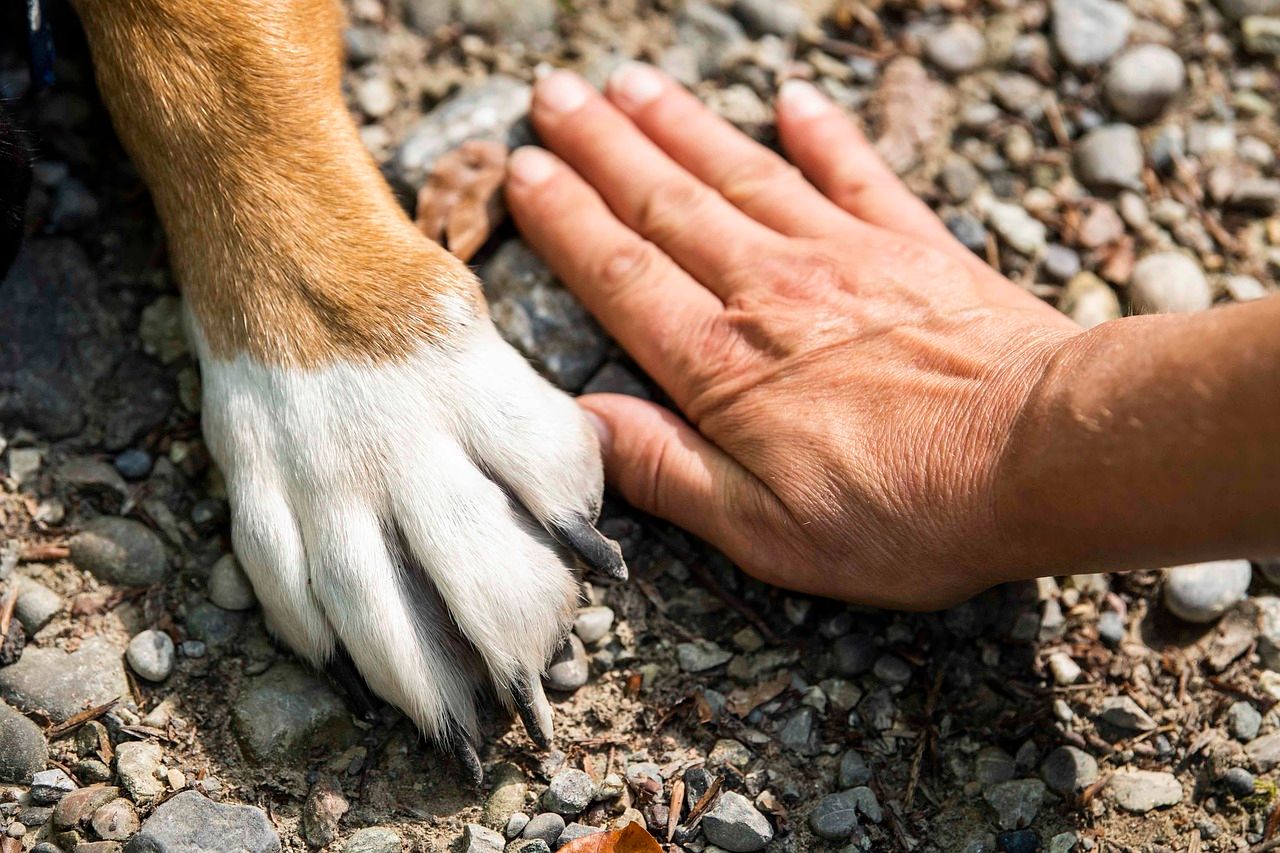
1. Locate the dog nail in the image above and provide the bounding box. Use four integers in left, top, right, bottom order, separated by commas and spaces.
512, 676, 554, 749
450, 738, 484, 788
550, 518, 629, 581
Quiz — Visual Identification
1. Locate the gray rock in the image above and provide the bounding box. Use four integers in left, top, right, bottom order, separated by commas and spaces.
731, 0, 808, 37
544, 634, 589, 692
207, 555, 257, 611
126, 630, 175, 682
838, 750, 872, 788
808, 790, 861, 841
92, 798, 140, 840
0, 636, 128, 723
31, 768, 76, 804
1215, 0, 1280, 18
482, 241, 609, 392
1059, 272, 1121, 329
404, 0, 555, 39
461, 822, 504, 853
55, 457, 128, 512
480, 763, 527, 829
940, 157, 982, 202
395, 76, 531, 187
983, 779, 1045, 830
520, 812, 565, 846
1097, 610, 1126, 646
116, 741, 165, 806
557, 823, 604, 847
1243, 15, 1280, 55
677, 639, 733, 673
1163, 560, 1252, 622
1074, 124, 1144, 190
14, 576, 61, 634
1098, 696, 1157, 731
69, 517, 167, 587
1229, 177, 1280, 213
1130, 252, 1212, 314
676, 2, 748, 78
0, 701, 46, 783
975, 747, 1016, 786
52, 785, 120, 830
1245, 732, 1280, 770
510, 842, 552, 853
946, 213, 988, 253
231, 663, 357, 763
125, 790, 280, 853
50, 178, 99, 232
343, 827, 403, 853
777, 707, 815, 753
1228, 701, 1263, 742
1107, 770, 1181, 812
850, 787, 882, 823
832, 634, 876, 677
703, 792, 773, 852
113, 450, 152, 480
924, 22, 987, 75
1052, 0, 1132, 68
985, 201, 1047, 256
1043, 245, 1082, 282
1104, 45, 1185, 123
302, 776, 348, 848
873, 654, 912, 685
543, 769, 594, 816
1041, 746, 1098, 794
1223, 766, 1256, 796
184, 600, 245, 648
506, 814, 530, 839
572, 606, 614, 645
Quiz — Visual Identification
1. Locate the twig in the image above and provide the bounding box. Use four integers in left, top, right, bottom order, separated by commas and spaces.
905, 667, 944, 810
19, 543, 69, 562
46, 698, 119, 739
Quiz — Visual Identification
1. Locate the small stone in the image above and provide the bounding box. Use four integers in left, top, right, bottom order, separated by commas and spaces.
1242, 15, 1280, 55
1245, 732, 1280, 770
343, 827, 403, 853
1223, 766, 1256, 797
184, 600, 244, 648
777, 707, 815, 753
676, 639, 733, 673
1108, 770, 1182, 812
1104, 45, 1185, 123
510, 842, 552, 853
75, 759, 112, 784
1225, 275, 1268, 302
873, 654, 911, 685
946, 213, 989, 254
207, 556, 257, 612
1040, 746, 1098, 794
461, 822, 504, 852
69, 517, 167, 587
31, 769, 76, 805
924, 22, 987, 75
91, 799, 139, 840
1074, 124, 1144, 190
1228, 702, 1263, 742
113, 450, 152, 481
14, 577, 61, 634
1052, 0, 1132, 67
0, 701, 47, 783
1059, 273, 1121, 329
1098, 696, 1157, 732
1097, 611, 1126, 646
850, 787, 882, 823
116, 741, 165, 806
975, 747, 1016, 786
730, 0, 808, 37
1163, 560, 1252, 622
1046, 652, 1082, 686
302, 776, 348, 849
677, 2, 749, 78
808, 790, 861, 841
544, 634, 589, 692
1043, 245, 1081, 282
572, 607, 614, 645
558, 823, 604, 846
543, 769, 594, 816
520, 812, 565, 847
832, 634, 876, 677
505, 814, 530, 839
984, 201, 1047, 256
355, 76, 395, 119
55, 458, 128, 512
126, 630, 175, 682
128, 789, 281, 852
1216, 0, 1280, 18
838, 750, 872, 788
702, 791, 773, 852
983, 779, 1045, 830
707, 741, 751, 771
138, 296, 188, 364
1077, 203, 1125, 248
1130, 253, 1212, 314
0, 637, 128, 724
231, 663, 357, 764
481, 763, 526, 829
395, 77, 531, 187
997, 829, 1041, 853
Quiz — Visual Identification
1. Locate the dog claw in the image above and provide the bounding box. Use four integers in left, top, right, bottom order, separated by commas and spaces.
512, 675, 554, 749
550, 519, 628, 581
326, 646, 382, 724
449, 737, 484, 788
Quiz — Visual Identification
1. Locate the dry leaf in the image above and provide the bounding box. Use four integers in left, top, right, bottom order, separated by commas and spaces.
726, 672, 791, 717
558, 822, 663, 853
415, 139, 508, 262
872, 56, 954, 177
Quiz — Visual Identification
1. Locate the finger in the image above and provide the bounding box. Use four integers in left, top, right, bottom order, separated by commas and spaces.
530, 70, 784, 293
507, 145, 723, 408
605, 62, 852, 238
577, 394, 779, 566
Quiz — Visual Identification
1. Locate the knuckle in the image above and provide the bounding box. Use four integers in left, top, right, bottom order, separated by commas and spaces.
598, 238, 664, 293
718, 158, 796, 208
635, 178, 710, 243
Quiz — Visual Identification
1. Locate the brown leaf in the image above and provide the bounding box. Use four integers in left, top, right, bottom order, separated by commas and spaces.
726, 673, 791, 718
558, 822, 663, 853
415, 139, 509, 262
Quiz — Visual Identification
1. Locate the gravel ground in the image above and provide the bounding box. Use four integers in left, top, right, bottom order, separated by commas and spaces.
1, 0, 1279, 850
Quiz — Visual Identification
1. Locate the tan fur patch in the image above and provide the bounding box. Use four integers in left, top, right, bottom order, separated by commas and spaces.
71, 0, 481, 366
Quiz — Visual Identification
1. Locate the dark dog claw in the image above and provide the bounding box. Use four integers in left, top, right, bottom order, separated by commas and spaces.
550, 519, 628, 581
449, 737, 484, 788
326, 647, 382, 724
512, 675, 554, 749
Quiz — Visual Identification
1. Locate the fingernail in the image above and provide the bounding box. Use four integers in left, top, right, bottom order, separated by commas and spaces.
608, 61, 665, 110
778, 79, 831, 120
537, 70, 592, 114
508, 147, 558, 186
582, 409, 612, 457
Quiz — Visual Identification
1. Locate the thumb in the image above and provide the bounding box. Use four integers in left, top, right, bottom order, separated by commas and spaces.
577, 393, 764, 558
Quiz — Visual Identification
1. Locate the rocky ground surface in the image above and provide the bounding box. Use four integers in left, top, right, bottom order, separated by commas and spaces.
0, 0, 1279, 850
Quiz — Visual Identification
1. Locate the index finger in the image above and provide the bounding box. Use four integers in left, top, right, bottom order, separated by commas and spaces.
505, 145, 723, 409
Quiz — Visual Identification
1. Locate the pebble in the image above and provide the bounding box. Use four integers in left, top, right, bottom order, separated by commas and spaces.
13, 577, 59, 634
461, 822, 504, 853
558, 823, 604, 846
0, 701, 47, 783
1223, 766, 1256, 797
873, 654, 912, 685
1098, 696, 1157, 731
677, 2, 748, 77
924, 22, 987, 75
1108, 770, 1182, 812
808, 790, 862, 840
702, 791, 773, 852
777, 707, 815, 753
0, 636, 128, 723
116, 741, 165, 806
1228, 701, 1263, 742
1104, 45, 1186, 123
998, 829, 1040, 853
126, 629, 176, 682
1163, 560, 1252, 622
1074, 124, 1144, 190
985, 201, 1047, 256
91, 798, 139, 840
983, 779, 1045, 830
1052, 0, 1133, 67
1246, 732, 1280, 770
1077, 203, 1125, 248
481, 763, 527, 829
677, 639, 733, 673
231, 663, 357, 763
1130, 252, 1213, 314
505, 814, 530, 839
204, 555, 256, 611
1046, 652, 1081, 686
1097, 610, 1126, 646
1059, 273, 1121, 329
302, 776, 348, 848
510, 841, 552, 853
1243, 15, 1280, 55
53, 785, 120, 832
31, 768, 76, 805
1216, 0, 1280, 18
69, 517, 168, 586
1226, 275, 1269, 302
343, 827, 404, 853
730, 0, 807, 37
1043, 245, 1081, 282
55, 457, 128, 512
543, 769, 594, 816
974, 748, 1015, 789
395, 76, 531, 186
946, 213, 989, 254
1040, 746, 1099, 794
129, 790, 281, 852
544, 634, 589, 692
184, 600, 245, 648
520, 812, 565, 847
572, 606, 614, 645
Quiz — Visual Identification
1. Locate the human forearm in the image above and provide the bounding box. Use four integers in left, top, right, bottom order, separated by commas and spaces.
998, 295, 1280, 579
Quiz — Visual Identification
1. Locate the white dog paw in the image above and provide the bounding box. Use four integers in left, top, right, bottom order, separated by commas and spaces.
194, 317, 624, 780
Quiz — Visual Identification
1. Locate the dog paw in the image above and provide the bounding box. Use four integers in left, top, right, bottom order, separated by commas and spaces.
194, 315, 624, 779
